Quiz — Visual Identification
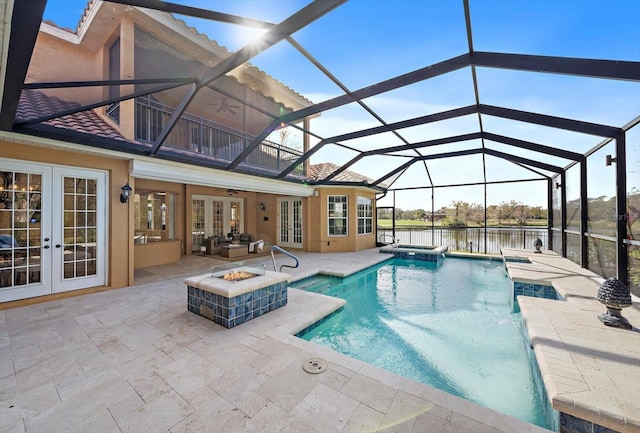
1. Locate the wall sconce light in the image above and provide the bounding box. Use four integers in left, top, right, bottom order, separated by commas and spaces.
555, 182, 562, 189
605, 155, 617, 166
120, 182, 132, 203
259, 202, 266, 211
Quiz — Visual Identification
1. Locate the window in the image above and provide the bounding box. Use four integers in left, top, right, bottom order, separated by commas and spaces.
133, 191, 175, 243
328, 195, 348, 236
357, 196, 373, 234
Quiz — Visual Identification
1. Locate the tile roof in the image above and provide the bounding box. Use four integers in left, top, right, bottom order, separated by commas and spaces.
16, 90, 129, 141
14, 91, 301, 174
309, 162, 380, 185
15, 91, 379, 188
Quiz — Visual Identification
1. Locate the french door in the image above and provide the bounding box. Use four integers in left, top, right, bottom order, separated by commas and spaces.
191, 195, 243, 251
278, 198, 303, 248
0, 160, 106, 302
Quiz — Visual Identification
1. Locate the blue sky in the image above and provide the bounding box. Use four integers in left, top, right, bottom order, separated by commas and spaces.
42, 0, 640, 210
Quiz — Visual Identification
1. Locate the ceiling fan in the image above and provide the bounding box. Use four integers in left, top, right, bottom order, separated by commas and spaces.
210, 97, 241, 115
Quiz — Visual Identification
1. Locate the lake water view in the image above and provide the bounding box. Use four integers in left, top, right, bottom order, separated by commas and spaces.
377, 227, 548, 254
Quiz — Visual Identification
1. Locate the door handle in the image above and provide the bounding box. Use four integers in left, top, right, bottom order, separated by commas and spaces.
44, 237, 50, 242
55, 244, 61, 248
43, 245, 50, 249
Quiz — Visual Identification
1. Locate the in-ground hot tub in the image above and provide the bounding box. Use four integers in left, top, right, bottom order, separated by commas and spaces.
379, 244, 448, 262
184, 267, 289, 328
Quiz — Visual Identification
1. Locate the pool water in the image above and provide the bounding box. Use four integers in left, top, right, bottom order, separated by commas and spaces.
294, 257, 551, 429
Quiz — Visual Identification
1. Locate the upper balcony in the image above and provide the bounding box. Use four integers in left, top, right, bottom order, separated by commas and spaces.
108, 96, 305, 176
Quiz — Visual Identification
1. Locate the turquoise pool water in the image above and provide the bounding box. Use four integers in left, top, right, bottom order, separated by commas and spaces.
294, 257, 551, 429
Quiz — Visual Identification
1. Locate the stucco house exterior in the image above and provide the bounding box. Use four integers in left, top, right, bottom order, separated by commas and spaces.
0, 0, 379, 304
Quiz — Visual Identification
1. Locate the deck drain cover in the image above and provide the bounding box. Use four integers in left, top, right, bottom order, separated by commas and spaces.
303, 357, 328, 374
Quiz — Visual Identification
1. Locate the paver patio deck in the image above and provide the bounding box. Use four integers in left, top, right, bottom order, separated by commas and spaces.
1, 248, 636, 432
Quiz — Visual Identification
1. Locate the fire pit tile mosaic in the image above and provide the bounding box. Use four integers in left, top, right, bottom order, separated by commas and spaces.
187, 281, 287, 328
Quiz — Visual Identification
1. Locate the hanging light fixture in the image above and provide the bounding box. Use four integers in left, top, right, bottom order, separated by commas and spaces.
120, 182, 133, 203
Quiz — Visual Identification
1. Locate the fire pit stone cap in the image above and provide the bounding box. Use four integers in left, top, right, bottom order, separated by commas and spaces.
184, 269, 289, 298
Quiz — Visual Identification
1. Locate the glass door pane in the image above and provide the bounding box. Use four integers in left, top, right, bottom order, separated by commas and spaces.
62, 176, 98, 279
229, 201, 241, 236
293, 200, 302, 245
212, 200, 224, 237
192, 199, 205, 251
0, 170, 43, 288
279, 200, 289, 243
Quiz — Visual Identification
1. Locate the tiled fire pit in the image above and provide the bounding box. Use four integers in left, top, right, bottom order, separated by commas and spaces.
184, 267, 289, 328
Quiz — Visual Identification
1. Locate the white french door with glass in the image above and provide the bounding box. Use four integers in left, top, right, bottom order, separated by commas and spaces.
191, 195, 243, 251
278, 198, 303, 248
0, 159, 106, 302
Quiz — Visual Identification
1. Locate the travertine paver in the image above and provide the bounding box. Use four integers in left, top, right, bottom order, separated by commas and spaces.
506, 248, 640, 433
0, 250, 553, 433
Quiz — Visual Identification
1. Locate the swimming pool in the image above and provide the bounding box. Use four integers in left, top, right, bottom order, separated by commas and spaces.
293, 257, 552, 429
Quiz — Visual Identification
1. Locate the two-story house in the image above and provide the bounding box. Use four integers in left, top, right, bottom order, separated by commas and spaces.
0, 0, 380, 303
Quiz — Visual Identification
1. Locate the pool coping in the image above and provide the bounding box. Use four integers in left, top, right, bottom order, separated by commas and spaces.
274, 288, 552, 433
502, 248, 640, 433
293, 249, 640, 432
289, 252, 555, 431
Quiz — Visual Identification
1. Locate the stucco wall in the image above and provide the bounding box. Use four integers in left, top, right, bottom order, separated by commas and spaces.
29, 32, 104, 105
255, 193, 279, 245
308, 187, 377, 253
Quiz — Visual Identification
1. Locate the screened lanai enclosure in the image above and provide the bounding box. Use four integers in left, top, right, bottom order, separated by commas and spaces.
1, 0, 638, 293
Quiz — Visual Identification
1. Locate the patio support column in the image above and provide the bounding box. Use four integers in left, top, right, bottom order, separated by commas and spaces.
303, 117, 310, 177
431, 188, 435, 245
561, 171, 567, 258
580, 158, 588, 267
0, 0, 47, 130
547, 178, 553, 251
615, 133, 628, 287
484, 182, 487, 254
119, 15, 136, 140
392, 191, 397, 242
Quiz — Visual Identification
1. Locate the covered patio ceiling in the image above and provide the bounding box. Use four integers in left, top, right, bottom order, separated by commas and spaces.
0, 0, 639, 193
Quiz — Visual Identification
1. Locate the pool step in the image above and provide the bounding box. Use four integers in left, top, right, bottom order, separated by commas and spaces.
292, 276, 340, 294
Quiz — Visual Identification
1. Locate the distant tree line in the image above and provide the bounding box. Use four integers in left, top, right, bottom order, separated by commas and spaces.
379, 200, 548, 227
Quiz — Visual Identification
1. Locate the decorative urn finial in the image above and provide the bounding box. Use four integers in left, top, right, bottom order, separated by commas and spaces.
533, 238, 543, 253
596, 278, 632, 329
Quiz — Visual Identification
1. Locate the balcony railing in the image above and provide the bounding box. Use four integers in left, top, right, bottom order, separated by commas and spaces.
130, 96, 304, 175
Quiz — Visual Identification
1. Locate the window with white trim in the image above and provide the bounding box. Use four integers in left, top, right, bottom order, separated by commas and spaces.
328, 195, 348, 236
357, 196, 373, 234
